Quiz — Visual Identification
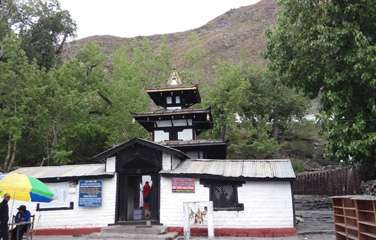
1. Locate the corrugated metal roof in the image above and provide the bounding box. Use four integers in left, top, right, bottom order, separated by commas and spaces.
332, 195, 376, 200
12, 164, 112, 179
160, 159, 296, 179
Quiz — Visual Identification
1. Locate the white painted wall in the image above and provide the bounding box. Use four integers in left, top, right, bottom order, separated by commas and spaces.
160, 176, 294, 228
171, 155, 181, 169
105, 156, 116, 173
162, 153, 172, 170
162, 153, 181, 171
8, 175, 117, 229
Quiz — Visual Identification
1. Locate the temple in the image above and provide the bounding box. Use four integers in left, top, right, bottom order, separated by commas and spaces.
133, 69, 227, 159
11, 69, 296, 237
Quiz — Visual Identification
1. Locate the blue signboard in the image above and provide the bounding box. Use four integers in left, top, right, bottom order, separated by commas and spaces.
78, 180, 102, 207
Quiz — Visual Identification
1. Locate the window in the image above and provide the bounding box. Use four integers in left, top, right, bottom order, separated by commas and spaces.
175, 96, 181, 104
177, 128, 193, 141
154, 130, 169, 142
37, 182, 74, 211
172, 119, 188, 127
156, 120, 172, 127
166, 96, 172, 104
186, 151, 204, 159
201, 180, 244, 211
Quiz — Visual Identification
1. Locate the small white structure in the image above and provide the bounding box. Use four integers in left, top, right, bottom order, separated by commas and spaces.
11, 164, 116, 234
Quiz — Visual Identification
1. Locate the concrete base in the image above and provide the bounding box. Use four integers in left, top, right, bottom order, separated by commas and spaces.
168, 227, 297, 237
33, 227, 101, 236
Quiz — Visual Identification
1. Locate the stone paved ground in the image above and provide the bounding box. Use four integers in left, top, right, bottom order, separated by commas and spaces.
34, 233, 335, 240
191, 234, 335, 240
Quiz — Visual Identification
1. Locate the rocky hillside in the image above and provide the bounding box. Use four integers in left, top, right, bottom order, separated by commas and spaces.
63, 0, 278, 84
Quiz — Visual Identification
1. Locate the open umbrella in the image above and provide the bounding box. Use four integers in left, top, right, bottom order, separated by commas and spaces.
0, 172, 54, 202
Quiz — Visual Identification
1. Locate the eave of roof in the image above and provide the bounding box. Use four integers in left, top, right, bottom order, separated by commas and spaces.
145, 85, 198, 93
92, 138, 189, 161
133, 108, 211, 117
12, 163, 114, 182
159, 139, 227, 147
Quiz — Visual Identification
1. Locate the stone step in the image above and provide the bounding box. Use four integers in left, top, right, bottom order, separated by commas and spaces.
101, 225, 166, 235
88, 231, 179, 240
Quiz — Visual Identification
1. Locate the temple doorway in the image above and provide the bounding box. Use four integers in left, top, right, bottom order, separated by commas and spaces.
116, 174, 160, 223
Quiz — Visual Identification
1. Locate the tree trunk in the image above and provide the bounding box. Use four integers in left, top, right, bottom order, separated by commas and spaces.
221, 123, 227, 141
46, 124, 59, 164
6, 140, 16, 171
272, 123, 280, 140
40, 157, 47, 167
52, 125, 58, 147
55, 33, 68, 55
3, 135, 12, 170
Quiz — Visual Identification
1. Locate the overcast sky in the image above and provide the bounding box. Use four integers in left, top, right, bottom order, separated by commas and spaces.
59, 0, 261, 39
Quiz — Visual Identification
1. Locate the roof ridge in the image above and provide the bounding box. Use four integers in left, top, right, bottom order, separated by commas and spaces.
145, 85, 198, 91
134, 108, 210, 113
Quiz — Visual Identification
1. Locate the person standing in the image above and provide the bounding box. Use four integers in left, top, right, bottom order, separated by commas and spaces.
0, 194, 10, 240
143, 181, 151, 219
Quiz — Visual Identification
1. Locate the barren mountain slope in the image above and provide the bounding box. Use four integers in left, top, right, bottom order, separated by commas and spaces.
63, 0, 278, 84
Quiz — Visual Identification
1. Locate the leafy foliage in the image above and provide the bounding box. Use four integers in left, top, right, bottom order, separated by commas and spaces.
204, 63, 309, 159
0, 31, 173, 168
1, 0, 76, 69
266, 0, 376, 176
0, 33, 44, 170
102, 47, 149, 144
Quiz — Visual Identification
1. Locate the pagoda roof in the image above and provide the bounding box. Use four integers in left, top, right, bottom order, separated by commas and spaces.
158, 139, 227, 147
145, 85, 198, 93
145, 85, 201, 108
133, 108, 212, 132
133, 108, 210, 117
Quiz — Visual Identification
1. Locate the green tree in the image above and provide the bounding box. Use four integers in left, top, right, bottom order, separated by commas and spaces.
205, 63, 308, 158
206, 63, 250, 140
13, 43, 111, 166
265, 0, 376, 176
128, 39, 171, 88
0, 34, 44, 170
4, 0, 76, 69
180, 33, 207, 85
0, 0, 15, 41
104, 47, 149, 144
41, 43, 108, 164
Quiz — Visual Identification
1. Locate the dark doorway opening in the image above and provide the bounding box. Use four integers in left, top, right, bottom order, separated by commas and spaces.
116, 174, 160, 223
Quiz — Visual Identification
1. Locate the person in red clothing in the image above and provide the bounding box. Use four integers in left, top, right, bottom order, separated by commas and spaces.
143, 181, 151, 219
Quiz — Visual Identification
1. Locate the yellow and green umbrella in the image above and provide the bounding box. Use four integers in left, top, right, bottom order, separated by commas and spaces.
0, 172, 54, 202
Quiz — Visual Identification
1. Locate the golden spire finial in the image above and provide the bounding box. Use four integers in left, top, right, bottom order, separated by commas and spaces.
167, 68, 182, 86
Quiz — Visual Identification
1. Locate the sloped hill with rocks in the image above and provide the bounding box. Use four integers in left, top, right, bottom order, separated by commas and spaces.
62, 0, 278, 84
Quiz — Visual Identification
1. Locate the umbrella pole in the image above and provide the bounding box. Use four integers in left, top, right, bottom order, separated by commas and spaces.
10, 192, 16, 218
10, 192, 14, 220
10, 191, 15, 238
